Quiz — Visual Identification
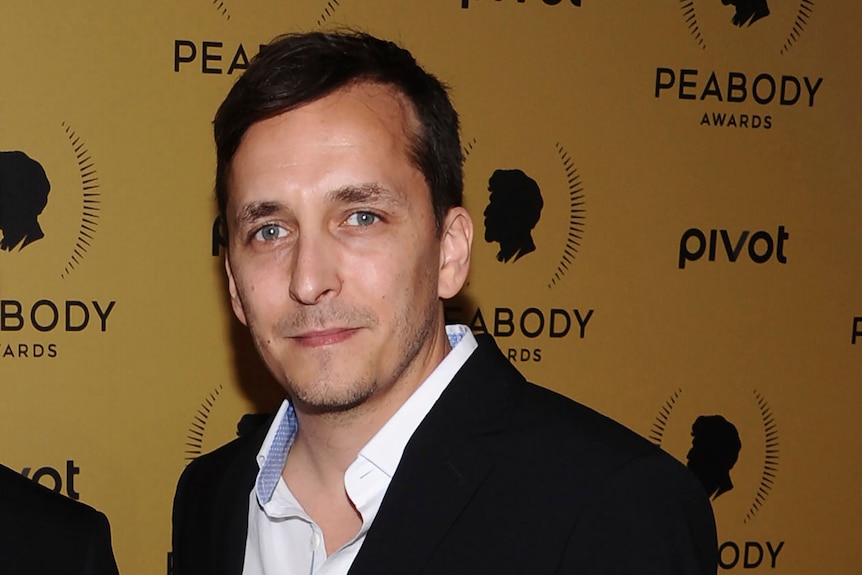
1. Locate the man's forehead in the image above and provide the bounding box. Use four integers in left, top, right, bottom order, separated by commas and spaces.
232, 83, 417, 158
225, 82, 426, 206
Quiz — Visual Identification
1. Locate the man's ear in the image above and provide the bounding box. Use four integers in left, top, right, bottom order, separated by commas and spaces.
225, 255, 248, 326
438, 207, 473, 299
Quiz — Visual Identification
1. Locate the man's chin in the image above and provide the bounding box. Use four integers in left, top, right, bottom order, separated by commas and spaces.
285, 379, 376, 416
298, 397, 370, 416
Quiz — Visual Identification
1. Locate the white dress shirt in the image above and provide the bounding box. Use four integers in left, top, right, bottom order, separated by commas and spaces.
242, 325, 477, 575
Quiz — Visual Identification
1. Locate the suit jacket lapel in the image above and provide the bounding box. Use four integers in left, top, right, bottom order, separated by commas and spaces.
218, 461, 257, 575
349, 335, 522, 574
215, 418, 273, 575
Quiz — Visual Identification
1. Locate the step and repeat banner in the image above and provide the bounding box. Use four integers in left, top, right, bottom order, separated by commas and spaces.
1, 1, 859, 573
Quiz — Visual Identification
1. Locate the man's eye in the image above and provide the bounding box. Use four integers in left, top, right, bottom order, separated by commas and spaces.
345, 211, 379, 227
253, 224, 287, 241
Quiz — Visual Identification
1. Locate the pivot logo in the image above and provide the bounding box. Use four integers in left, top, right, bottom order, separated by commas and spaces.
651, 388, 783, 569
19, 460, 81, 500
461, 0, 582, 8
0, 151, 50, 252
678, 226, 789, 269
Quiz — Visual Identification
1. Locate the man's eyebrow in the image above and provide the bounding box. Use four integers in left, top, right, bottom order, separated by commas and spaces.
236, 201, 284, 225
329, 183, 406, 206
234, 184, 406, 225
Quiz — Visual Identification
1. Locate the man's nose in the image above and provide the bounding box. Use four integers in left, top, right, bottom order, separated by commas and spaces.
288, 232, 341, 305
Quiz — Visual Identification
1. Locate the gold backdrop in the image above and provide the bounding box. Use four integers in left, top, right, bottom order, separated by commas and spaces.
1, 1, 859, 573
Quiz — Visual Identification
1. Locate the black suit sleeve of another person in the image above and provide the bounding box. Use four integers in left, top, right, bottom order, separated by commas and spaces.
0, 464, 119, 575
80, 511, 119, 575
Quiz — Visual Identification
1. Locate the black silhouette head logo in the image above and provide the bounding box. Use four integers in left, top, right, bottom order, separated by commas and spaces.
686, 414, 742, 500
721, 0, 770, 27
483, 168, 544, 263
0, 150, 51, 252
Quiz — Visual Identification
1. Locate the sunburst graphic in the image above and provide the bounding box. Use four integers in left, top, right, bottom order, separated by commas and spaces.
60, 122, 100, 280
211, 0, 231, 21
185, 384, 223, 462
463, 137, 476, 158
649, 387, 682, 444
746, 389, 779, 523
780, 0, 814, 55
651, 388, 780, 522
463, 138, 585, 289
679, 0, 707, 50
318, 0, 342, 26
548, 143, 585, 289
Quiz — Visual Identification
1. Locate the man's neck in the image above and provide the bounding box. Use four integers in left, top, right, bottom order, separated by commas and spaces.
288, 406, 384, 484
285, 322, 453, 483
279, 327, 453, 553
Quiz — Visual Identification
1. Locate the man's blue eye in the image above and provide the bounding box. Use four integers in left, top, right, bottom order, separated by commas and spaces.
346, 212, 379, 226
254, 225, 286, 241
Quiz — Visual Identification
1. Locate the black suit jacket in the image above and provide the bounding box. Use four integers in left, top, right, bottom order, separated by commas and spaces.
0, 463, 119, 575
173, 335, 717, 574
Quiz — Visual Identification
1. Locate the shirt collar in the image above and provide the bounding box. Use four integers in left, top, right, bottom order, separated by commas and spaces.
358, 325, 476, 477
254, 401, 297, 504
252, 325, 477, 505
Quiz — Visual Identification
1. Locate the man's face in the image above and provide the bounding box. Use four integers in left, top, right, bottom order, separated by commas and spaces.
224, 83, 470, 414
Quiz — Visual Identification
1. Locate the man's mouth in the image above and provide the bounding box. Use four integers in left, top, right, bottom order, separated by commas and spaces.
291, 327, 361, 347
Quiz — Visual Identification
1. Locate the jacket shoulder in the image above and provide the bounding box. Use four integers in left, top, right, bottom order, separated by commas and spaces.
0, 463, 119, 574
0, 462, 107, 528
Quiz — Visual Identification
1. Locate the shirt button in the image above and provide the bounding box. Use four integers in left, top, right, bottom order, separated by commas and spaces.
310, 530, 322, 551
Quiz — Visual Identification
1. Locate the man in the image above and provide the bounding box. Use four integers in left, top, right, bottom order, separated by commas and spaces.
0, 462, 119, 574
173, 31, 717, 574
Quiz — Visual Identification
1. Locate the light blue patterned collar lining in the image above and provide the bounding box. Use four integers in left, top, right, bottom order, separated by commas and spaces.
256, 402, 297, 504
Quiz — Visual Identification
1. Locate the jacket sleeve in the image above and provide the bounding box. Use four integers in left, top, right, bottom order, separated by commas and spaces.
82, 511, 120, 575
558, 452, 718, 575
172, 459, 207, 575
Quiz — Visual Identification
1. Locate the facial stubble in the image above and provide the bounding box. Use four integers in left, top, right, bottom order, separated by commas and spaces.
249, 293, 439, 416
